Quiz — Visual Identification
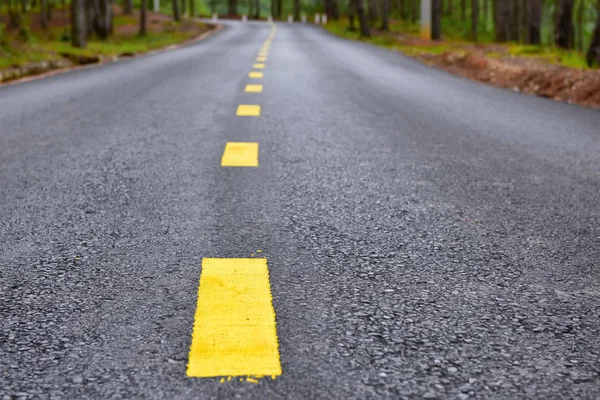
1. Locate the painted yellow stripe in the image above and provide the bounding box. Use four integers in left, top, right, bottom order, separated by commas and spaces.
253, 63, 265, 69
187, 258, 282, 377
249, 71, 263, 78
245, 84, 263, 93
236, 104, 260, 116
258, 52, 268, 57
256, 56, 267, 62
220, 142, 259, 167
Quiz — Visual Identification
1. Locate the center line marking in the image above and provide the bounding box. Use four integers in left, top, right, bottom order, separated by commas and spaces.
253, 63, 265, 69
245, 84, 263, 93
256, 56, 267, 62
249, 71, 264, 78
236, 104, 261, 116
187, 258, 281, 377
220, 142, 259, 167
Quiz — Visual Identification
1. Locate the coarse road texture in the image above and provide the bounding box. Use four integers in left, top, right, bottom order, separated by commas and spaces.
1, 20, 600, 400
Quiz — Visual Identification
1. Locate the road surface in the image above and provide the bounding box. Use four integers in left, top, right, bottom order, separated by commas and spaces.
1, 20, 600, 399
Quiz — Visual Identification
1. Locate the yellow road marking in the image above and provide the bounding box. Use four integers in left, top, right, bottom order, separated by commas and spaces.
236, 104, 261, 116
259, 52, 268, 57
253, 63, 265, 69
187, 258, 282, 377
256, 56, 267, 62
220, 142, 259, 167
249, 71, 264, 78
245, 84, 263, 93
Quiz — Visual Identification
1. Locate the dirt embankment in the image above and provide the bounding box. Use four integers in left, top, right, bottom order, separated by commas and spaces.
416, 50, 600, 109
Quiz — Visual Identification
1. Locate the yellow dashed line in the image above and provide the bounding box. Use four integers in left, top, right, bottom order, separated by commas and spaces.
187, 258, 282, 377
220, 142, 259, 167
249, 71, 264, 78
253, 63, 265, 69
256, 56, 267, 62
236, 104, 261, 116
245, 84, 263, 93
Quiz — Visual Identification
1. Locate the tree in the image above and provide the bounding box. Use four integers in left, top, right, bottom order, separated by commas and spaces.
354, 0, 370, 36
556, 0, 575, 49
527, 0, 542, 44
140, 0, 147, 35
172, 0, 180, 20
495, 0, 515, 41
94, 0, 112, 39
71, 0, 87, 47
123, 0, 133, 14
587, 3, 600, 66
255, 0, 259, 19
380, 0, 389, 30
368, 0, 376, 25
470, 0, 478, 41
348, 0, 356, 30
40, 0, 48, 28
190, 0, 196, 17
432, 0, 441, 40
294, 0, 300, 20
228, 0, 236, 16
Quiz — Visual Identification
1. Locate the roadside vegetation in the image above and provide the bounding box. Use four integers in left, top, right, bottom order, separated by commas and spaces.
0, 0, 213, 82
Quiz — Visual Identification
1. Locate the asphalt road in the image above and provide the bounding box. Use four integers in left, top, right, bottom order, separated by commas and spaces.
1, 20, 600, 400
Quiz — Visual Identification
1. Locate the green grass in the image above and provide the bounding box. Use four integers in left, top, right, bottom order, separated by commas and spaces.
324, 18, 593, 70
0, 19, 206, 70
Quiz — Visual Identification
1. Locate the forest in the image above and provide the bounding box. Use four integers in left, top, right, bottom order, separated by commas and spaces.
0, 0, 599, 79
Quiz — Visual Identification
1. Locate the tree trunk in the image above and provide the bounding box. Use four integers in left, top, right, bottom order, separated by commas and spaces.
576, 0, 584, 50
228, 0, 236, 16
293, 0, 299, 20
410, 0, 417, 22
483, 0, 489, 31
348, 0, 356, 30
555, 0, 574, 49
380, 0, 389, 30
526, 0, 542, 44
181, 0, 185, 16
20, 0, 26, 13
368, 0, 376, 25
172, 0, 180, 20
123, 0, 132, 14
586, 8, 600, 66
432, 0, 441, 40
471, 0, 478, 40
276, 0, 282, 18
354, 0, 370, 36
460, 0, 465, 20
40, 0, 48, 28
495, 0, 513, 41
95, 0, 111, 39
140, 0, 147, 34
210, 0, 215, 14
255, 0, 259, 18
71, 0, 87, 47
446, 0, 453, 15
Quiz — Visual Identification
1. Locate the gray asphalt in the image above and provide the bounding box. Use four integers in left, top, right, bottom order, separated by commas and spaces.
1, 20, 600, 400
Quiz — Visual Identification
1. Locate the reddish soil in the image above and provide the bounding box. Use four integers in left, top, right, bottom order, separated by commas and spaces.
418, 51, 600, 108
389, 33, 600, 109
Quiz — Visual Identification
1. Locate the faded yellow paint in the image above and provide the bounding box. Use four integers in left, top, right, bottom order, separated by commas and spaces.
249, 71, 264, 78
186, 258, 282, 377
220, 142, 259, 167
256, 56, 267, 62
245, 84, 263, 93
253, 63, 266, 69
236, 104, 261, 116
